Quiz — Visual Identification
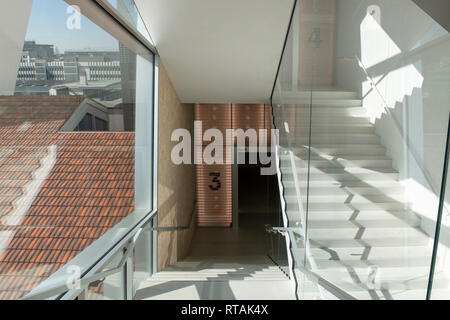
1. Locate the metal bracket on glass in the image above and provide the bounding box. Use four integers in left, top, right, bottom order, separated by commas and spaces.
267, 225, 357, 300
150, 226, 189, 232
22, 228, 143, 300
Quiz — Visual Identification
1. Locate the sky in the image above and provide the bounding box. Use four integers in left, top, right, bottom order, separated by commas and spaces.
25, 0, 119, 53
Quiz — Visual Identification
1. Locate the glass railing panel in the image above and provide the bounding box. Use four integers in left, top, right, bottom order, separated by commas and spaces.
313, 0, 450, 300
132, 221, 153, 297
84, 250, 125, 300
264, 160, 289, 274
272, 0, 450, 300
271, 0, 315, 298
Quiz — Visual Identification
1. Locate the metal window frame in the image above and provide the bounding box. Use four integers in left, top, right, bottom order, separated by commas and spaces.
21, 0, 160, 300
94, 0, 157, 54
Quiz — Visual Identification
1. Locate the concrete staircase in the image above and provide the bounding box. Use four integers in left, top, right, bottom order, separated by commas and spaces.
134, 255, 296, 300
276, 89, 442, 300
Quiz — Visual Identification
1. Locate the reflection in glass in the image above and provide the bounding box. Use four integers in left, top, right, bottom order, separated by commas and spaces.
272, 0, 450, 300
106, 0, 154, 44
0, 0, 154, 299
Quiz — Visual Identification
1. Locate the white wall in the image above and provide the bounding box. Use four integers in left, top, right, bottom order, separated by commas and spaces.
334, 0, 450, 239
0, 0, 33, 95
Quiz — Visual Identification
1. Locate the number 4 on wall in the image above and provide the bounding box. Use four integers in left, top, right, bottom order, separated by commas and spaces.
309, 27, 323, 48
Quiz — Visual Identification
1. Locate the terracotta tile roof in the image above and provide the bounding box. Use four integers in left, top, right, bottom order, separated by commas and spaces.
0, 95, 135, 299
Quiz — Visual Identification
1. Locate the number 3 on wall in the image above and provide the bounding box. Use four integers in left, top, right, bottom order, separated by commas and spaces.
209, 172, 221, 191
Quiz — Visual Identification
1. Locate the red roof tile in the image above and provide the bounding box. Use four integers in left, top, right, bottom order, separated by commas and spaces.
0, 95, 135, 299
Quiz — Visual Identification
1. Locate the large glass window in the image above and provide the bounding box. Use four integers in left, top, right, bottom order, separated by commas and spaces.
0, 0, 154, 300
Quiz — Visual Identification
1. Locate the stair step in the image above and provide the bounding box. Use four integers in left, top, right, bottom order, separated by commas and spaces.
280, 90, 358, 100
164, 266, 283, 272
293, 145, 387, 156
283, 171, 399, 182
298, 116, 371, 124
283, 166, 398, 176
306, 237, 430, 249
285, 185, 404, 197
292, 124, 375, 134
307, 218, 420, 229
287, 210, 421, 223
299, 275, 449, 299
279, 99, 362, 107
280, 157, 393, 169
298, 166, 397, 174
294, 134, 380, 144
288, 202, 408, 212
307, 226, 427, 241
150, 274, 287, 281
135, 280, 296, 300
170, 262, 276, 269
315, 267, 433, 284
295, 107, 367, 117
307, 245, 433, 261
293, 193, 407, 204
314, 257, 434, 269
286, 180, 405, 189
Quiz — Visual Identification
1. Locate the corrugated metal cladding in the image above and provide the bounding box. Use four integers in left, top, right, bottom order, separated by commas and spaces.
194, 104, 273, 227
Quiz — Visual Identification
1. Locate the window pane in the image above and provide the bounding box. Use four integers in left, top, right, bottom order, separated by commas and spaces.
0, 0, 154, 300
105, 0, 154, 45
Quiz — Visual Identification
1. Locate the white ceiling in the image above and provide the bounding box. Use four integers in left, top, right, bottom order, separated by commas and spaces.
134, 0, 294, 104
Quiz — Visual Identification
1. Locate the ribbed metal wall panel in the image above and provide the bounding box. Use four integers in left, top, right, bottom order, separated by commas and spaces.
195, 104, 232, 227
195, 103, 273, 228
196, 161, 232, 227
232, 104, 272, 146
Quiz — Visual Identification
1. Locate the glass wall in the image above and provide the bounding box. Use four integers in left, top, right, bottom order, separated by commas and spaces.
0, 0, 155, 300
272, 0, 450, 300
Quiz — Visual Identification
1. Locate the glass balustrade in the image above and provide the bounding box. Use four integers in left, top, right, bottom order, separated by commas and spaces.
271, 0, 450, 300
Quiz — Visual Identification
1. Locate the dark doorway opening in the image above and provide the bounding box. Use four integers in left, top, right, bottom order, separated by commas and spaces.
238, 163, 280, 226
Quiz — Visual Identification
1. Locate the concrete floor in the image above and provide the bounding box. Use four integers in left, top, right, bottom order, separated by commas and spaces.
134, 205, 294, 300
188, 213, 272, 258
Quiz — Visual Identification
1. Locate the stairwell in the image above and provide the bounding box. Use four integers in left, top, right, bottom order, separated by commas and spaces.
276, 89, 450, 299
134, 255, 294, 300
135, 214, 296, 300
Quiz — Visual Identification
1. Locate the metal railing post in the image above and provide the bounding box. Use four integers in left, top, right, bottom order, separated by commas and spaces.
125, 255, 134, 300
426, 113, 450, 300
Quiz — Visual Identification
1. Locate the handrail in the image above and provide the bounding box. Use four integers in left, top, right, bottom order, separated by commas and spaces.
22, 209, 157, 300
273, 86, 324, 289
268, 0, 329, 300
266, 226, 357, 300
426, 112, 450, 299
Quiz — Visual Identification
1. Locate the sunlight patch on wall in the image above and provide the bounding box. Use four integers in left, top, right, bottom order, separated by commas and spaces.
360, 13, 424, 122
